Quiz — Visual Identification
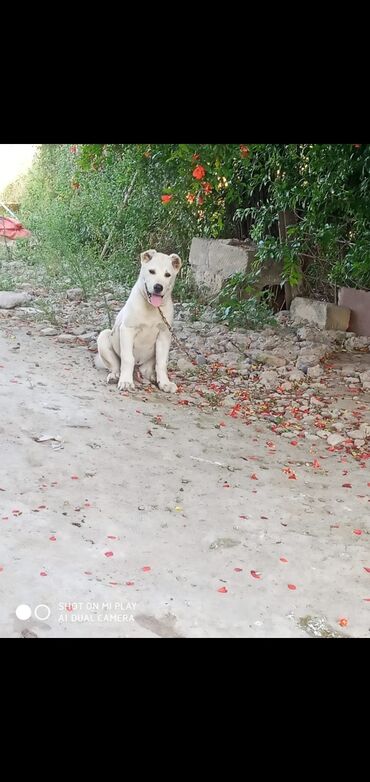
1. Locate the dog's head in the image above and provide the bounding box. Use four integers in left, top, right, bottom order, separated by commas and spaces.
139, 249, 182, 307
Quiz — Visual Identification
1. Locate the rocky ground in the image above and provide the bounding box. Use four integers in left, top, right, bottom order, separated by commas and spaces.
1, 258, 370, 638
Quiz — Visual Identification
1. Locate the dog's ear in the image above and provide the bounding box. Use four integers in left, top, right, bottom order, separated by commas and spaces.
170, 254, 182, 272
141, 249, 157, 264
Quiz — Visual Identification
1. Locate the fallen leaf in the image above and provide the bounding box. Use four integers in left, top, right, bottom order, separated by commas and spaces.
342, 483, 352, 488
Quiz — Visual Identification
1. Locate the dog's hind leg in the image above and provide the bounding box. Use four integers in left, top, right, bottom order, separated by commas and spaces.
97, 329, 121, 384
139, 358, 156, 385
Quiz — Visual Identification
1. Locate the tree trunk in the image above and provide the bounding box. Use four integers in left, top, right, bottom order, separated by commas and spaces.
278, 210, 300, 310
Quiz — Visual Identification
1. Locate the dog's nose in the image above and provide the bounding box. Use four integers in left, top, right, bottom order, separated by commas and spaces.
153, 283, 163, 293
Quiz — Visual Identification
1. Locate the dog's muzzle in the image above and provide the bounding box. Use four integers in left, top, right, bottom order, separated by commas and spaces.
145, 283, 164, 308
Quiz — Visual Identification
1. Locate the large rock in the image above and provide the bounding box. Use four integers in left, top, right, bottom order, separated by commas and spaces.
0, 290, 32, 309
290, 297, 350, 331
189, 238, 282, 297
339, 288, 370, 336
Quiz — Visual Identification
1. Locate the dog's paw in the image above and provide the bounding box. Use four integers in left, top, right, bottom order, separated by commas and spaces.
107, 372, 119, 385
118, 378, 136, 392
159, 381, 178, 394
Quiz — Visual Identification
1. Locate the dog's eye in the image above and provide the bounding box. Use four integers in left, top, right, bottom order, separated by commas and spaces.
165, 272, 171, 278
149, 269, 156, 274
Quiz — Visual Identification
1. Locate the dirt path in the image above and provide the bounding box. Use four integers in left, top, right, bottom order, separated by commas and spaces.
1, 321, 370, 638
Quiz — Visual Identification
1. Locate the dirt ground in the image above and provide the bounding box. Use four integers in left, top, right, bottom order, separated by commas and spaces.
1, 314, 370, 638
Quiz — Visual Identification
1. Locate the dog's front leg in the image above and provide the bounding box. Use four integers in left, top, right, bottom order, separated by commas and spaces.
118, 326, 136, 391
156, 329, 177, 393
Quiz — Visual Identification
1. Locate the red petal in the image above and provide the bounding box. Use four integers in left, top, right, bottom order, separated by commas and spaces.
353, 529, 362, 535
126, 581, 135, 586
342, 483, 352, 488
364, 568, 370, 573
250, 474, 258, 480
104, 551, 114, 557
142, 566, 151, 572
49, 536, 57, 541
288, 583, 296, 590
250, 570, 261, 579
234, 568, 243, 572
40, 571, 47, 576
280, 557, 288, 563
217, 586, 228, 593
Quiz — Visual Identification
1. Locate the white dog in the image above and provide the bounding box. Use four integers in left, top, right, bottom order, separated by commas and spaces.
97, 249, 181, 393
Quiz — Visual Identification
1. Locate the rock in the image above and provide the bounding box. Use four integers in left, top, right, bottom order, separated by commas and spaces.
56, 334, 77, 344
0, 291, 32, 309
307, 364, 324, 378
177, 358, 194, 372
290, 297, 351, 331
272, 346, 299, 362
346, 429, 361, 440
296, 347, 328, 370
189, 237, 283, 297
40, 327, 58, 336
288, 369, 306, 382
259, 370, 279, 390
66, 287, 84, 301
327, 433, 345, 446
223, 352, 243, 366
345, 335, 370, 351
360, 370, 370, 385
250, 351, 287, 367
339, 287, 370, 337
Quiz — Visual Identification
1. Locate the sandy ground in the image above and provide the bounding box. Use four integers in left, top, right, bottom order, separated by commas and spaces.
1, 321, 370, 638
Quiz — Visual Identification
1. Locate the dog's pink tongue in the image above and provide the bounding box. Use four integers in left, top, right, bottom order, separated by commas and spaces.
150, 294, 163, 307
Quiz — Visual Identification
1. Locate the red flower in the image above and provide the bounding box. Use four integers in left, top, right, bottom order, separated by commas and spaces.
161, 194, 172, 203
240, 145, 249, 158
192, 165, 206, 180
186, 193, 195, 204
202, 181, 213, 194
197, 194, 204, 205
70, 145, 77, 154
